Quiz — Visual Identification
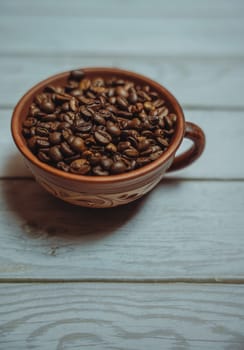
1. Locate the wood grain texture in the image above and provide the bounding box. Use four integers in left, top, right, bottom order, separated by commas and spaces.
1, 56, 244, 109
0, 180, 243, 280
0, 16, 243, 56
1, 283, 244, 349
1, 0, 244, 18
2, 109, 244, 179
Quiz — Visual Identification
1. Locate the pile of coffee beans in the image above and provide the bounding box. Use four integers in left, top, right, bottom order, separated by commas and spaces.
22, 70, 177, 175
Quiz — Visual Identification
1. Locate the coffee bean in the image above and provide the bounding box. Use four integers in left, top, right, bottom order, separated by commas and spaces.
123, 147, 139, 158
94, 130, 112, 145
106, 121, 121, 136
94, 113, 106, 125
115, 86, 128, 98
23, 117, 37, 128
144, 101, 155, 112
70, 70, 85, 81
60, 142, 75, 156
36, 138, 50, 148
40, 100, 55, 114
49, 132, 62, 145
118, 141, 131, 152
111, 160, 127, 174
35, 127, 49, 137
49, 146, 63, 162
101, 157, 113, 170
69, 136, 86, 152
70, 158, 90, 175
57, 161, 70, 172
116, 96, 128, 110
80, 79, 91, 90
106, 143, 117, 153
92, 165, 109, 176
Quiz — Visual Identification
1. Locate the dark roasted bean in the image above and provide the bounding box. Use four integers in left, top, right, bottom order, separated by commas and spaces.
70, 158, 90, 174
101, 157, 113, 170
35, 127, 49, 137
57, 161, 70, 172
94, 130, 112, 145
60, 142, 75, 156
92, 165, 109, 176
106, 121, 121, 136
37, 151, 51, 163
49, 146, 63, 162
68, 136, 86, 152
40, 100, 55, 113
111, 160, 127, 174
123, 147, 139, 158
106, 143, 117, 153
23, 117, 37, 128
116, 96, 128, 109
49, 132, 62, 145
70, 70, 85, 81
36, 138, 50, 148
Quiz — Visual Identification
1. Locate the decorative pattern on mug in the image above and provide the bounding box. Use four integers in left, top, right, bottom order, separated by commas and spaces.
35, 175, 157, 208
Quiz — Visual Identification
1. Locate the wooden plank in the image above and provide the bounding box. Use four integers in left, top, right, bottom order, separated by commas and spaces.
1, 56, 244, 108
0, 16, 243, 56
0, 180, 243, 280
2, 109, 243, 179
1, 283, 244, 349
1, 0, 244, 18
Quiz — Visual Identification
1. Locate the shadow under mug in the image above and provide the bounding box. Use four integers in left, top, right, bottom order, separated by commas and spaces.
11, 67, 205, 208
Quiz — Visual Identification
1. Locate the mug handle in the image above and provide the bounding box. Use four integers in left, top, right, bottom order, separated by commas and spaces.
167, 121, 205, 172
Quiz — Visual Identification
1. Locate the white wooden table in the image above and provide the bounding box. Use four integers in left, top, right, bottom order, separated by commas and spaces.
1, 1, 244, 348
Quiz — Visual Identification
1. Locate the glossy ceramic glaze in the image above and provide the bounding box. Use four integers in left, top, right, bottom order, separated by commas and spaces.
11, 67, 205, 207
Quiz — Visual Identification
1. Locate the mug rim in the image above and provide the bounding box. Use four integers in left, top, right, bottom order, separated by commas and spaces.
11, 67, 185, 184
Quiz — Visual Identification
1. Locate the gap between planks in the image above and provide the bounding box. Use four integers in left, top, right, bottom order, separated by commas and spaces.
1, 278, 244, 284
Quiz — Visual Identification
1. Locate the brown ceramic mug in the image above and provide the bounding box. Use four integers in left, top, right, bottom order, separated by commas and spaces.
11, 67, 205, 208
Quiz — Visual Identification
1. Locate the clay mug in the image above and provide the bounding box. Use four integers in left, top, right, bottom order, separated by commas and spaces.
11, 67, 205, 208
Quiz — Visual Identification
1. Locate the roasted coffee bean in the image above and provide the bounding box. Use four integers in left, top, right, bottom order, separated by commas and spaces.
70, 70, 85, 81
39, 113, 57, 122
116, 96, 128, 109
57, 122, 71, 131
36, 138, 50, 148
115, 86, 128, 98
23, 117, 37, 128
60, 142, 75, 156
40, 100, 55, 114
80, 79, 91, 91
106, 143, 117, 153
57, 161, 70, 172
106, 121, 121, 136
144, 101, 155, 112
22, 71, 177, 175
117, 141, 130, 152
37, 151, 50, 163
35, 127, 49, 137
49, 146, 63, 162
49, 132, 62, 145
92, 165, 109, 176
101, 157, 113, 170
70, 158, 90, 175
94, 113, 106, 125
111, 160, 127, 174
68, 136, 86, 152
94, 130, 112, 145
123, 147, 139, 158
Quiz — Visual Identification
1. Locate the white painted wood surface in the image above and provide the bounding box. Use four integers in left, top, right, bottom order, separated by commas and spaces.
0, 180, 243, 280
1, 0, 244, 348
1, 56, 244, 109
1, 283, 244, 350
